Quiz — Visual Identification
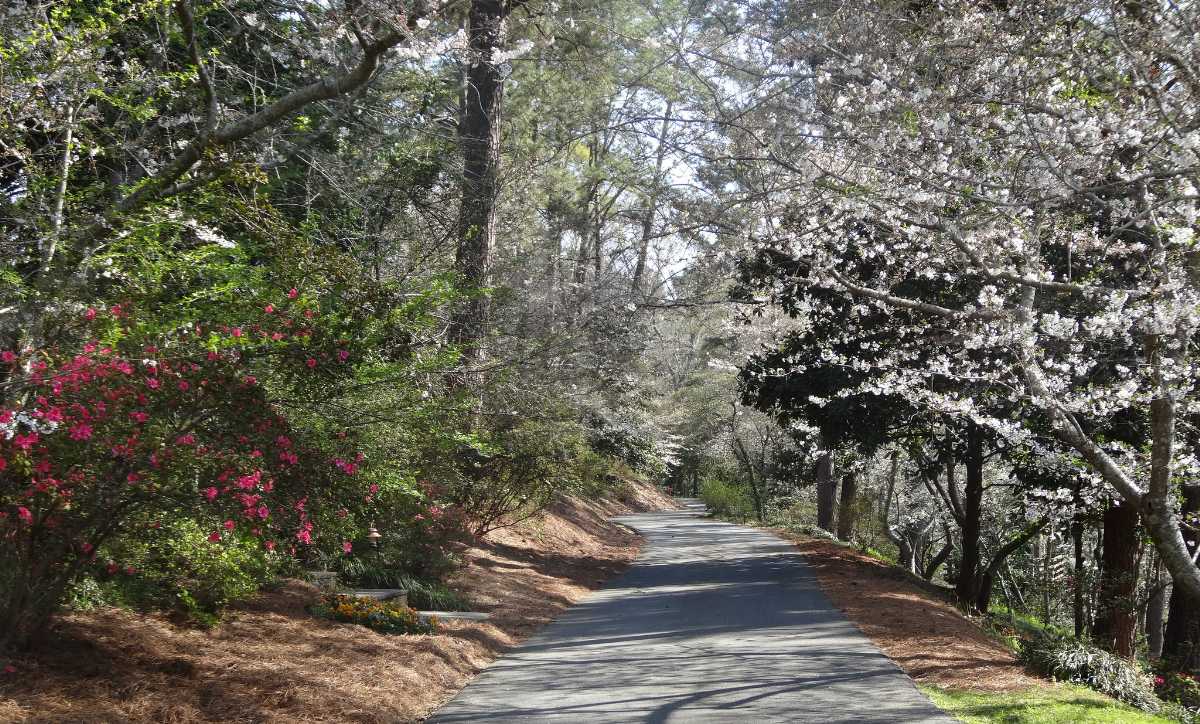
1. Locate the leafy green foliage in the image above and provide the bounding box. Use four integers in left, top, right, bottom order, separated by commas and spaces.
1018, 634, 1160, 712
89, 520, 277, 626
1153, 663, 1200, 718
584, 410, 666, 478
699, 478, 755, 520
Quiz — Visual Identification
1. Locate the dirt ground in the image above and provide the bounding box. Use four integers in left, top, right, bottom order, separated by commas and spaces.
779, 533, 1043, 692
0, 481, 678, 724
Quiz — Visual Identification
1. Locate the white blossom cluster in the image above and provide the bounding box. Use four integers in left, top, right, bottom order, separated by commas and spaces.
734, 0, 1200, 595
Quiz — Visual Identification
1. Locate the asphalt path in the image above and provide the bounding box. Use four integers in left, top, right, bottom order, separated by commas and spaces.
429, 501, 955, 723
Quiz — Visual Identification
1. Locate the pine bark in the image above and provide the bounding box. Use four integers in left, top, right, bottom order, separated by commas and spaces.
815, 448, 837, 533
836, 472, 857, 542
450, 0, 506, 365
1093, 500, 1140, 658
955, 424, 984, 609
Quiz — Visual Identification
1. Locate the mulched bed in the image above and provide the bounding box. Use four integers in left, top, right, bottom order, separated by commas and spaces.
0, 483, 677, 723
777, 533, 1043, 692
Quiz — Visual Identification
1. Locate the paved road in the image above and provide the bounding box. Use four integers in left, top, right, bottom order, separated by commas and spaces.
430, 502, 954, 723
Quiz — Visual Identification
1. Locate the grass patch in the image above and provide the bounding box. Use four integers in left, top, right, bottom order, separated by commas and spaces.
921, 684, 1174, 723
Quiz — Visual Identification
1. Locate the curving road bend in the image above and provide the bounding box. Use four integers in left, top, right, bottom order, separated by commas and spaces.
429, 501, 954, 723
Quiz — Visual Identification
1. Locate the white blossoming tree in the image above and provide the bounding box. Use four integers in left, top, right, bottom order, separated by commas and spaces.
730, 0, 1200, 609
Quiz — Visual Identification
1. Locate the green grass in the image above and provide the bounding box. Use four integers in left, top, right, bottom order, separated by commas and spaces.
921, 684, 1174, 723
986, 602, 1071, 639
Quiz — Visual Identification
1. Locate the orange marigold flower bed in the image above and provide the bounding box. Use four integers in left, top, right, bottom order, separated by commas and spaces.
310, 593, 438, 635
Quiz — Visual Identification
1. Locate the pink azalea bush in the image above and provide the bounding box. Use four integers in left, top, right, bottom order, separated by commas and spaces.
0, 294, 367, 650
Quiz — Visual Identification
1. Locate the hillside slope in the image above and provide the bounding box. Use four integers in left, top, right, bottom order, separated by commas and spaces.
0, 482, 677, 723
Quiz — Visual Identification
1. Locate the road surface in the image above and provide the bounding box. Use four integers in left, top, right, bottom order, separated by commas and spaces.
430, 501, 954, 723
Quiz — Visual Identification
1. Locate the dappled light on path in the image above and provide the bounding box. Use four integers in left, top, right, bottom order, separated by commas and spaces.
431, 505, 951, 723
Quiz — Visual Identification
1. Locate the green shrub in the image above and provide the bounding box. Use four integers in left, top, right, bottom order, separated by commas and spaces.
322, 556, 472, 611
310, 593, 438, 635
583, 409, 664, 476
84, 519, 278, 626
699, 478, 755, 519
1153, 664, 1200, 715
451, 420, 606, 535
1018, 634, 1160, 712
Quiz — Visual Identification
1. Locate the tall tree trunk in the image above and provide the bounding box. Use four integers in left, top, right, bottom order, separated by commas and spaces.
1164, 484, 1200, 670
923, 537, 953, 581
1072, 493, 1088, 638
815, 447, 836, 533
632, 99, 673, 295
732, 436, 764, 522
1093, 500, 1140, 658
544, 219, 562, 331
1147, 556, 1166, 660
955, 424, 985, 610
836, 472, 857, 542
450, 0, 506, 365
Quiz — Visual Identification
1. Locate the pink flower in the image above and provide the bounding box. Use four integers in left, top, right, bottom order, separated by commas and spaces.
264, 540, 276, 552
337, 349, 350, 361
264, 304, 275, 314
203, 487, 219, 501
177, 380, 189, 391
295, 529, 312, 545
287, 288, 299, 299
0, 351, 15, 363
256, 505, 270, 520
414, 514, 425, 521
369, 484, 379, 494
145, 377, 160, 389
85, 308, 97, 320
305, 358, 317, 369
83, 342, 97, 353
208, 531, 222, 543
69, 423, 93, 441
342, 541, 353, 554
2, 664, 15, 674
1155, 676, 1165, 686
127, 472, 140, 483
16, 507, 32, 524
223, 520, 235, 531
176, 434, 196, 446
0, 458, 6, 472
13, 433, 38, 451
130, 411, 149, 424
81, 542, 94, 554
243, 376, 257, 386
231, 327, 243, 338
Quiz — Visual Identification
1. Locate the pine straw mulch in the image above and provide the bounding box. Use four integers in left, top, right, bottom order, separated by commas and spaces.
776, 533, 1044, 693
0, 482, 679, 724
